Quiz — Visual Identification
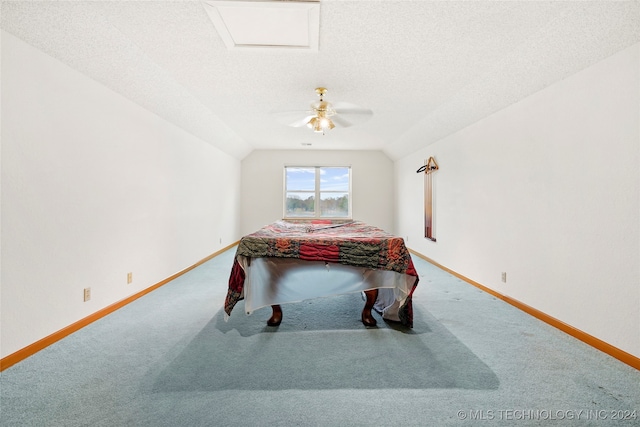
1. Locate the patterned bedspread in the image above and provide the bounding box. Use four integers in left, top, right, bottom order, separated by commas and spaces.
224, 220, 419, 326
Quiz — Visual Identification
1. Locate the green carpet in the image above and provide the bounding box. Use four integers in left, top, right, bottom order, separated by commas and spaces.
152, 295, 498, 392
1, 248, 639, 426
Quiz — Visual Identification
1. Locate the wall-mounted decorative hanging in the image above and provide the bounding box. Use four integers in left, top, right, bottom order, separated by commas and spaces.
417, 157, 438, 241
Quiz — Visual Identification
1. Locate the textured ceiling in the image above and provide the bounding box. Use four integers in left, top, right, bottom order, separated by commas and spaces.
2, 1, 640, 160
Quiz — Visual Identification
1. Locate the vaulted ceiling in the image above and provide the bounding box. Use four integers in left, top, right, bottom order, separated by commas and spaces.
2, 1, 639, 160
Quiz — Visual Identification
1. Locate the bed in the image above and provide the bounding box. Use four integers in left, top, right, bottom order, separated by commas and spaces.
224, 220, 419, 327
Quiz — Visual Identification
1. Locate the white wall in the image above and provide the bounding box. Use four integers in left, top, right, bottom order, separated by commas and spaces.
1, 31, 242, 358
241, 150, 394, 235
396, 43, 640, 358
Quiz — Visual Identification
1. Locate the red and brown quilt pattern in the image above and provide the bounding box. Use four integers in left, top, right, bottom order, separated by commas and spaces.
224, 220, 419, 327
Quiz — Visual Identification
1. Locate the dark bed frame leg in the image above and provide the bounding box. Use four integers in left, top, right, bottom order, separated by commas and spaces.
267, 304, 283, 326
268, 291, 378, 328
362, 289, 378, 327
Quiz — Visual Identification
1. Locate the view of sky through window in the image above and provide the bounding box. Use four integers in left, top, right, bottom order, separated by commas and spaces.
320, 168, 349, 191
285, 167, 315, 191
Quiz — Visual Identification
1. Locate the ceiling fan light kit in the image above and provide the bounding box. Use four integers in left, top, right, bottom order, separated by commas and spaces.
306, 87, 336, 135
307, 115, 335, 134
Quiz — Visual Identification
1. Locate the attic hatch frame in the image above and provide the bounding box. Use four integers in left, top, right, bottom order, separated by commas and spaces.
203, 0, 320, 52
418, 157, 439, 241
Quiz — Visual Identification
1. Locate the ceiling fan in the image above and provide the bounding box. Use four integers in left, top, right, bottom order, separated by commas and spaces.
274, 87, 373, 135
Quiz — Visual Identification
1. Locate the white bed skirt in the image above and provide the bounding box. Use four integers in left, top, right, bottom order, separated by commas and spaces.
239, 256, 414, 322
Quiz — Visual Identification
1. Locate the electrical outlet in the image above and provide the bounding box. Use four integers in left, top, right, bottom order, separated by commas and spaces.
501, 272, 507, 283
83, 287, 91, 302
127, 272, 133, 284
219, 238, 222, 244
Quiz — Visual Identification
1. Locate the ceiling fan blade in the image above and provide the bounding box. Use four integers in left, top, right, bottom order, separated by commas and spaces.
332, 115, 355, 128
288, 115, 315, 128
271, 110, 314, 127
332, 102, 373, 126
332, 102, 373, 116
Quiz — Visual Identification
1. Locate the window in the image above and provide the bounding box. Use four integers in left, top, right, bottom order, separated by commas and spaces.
284, 166, 351, 219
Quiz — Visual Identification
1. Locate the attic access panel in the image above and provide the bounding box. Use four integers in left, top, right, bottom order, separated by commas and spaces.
203, 0, 320, 51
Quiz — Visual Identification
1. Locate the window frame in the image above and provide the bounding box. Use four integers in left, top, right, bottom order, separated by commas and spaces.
283, 165, 352, 219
